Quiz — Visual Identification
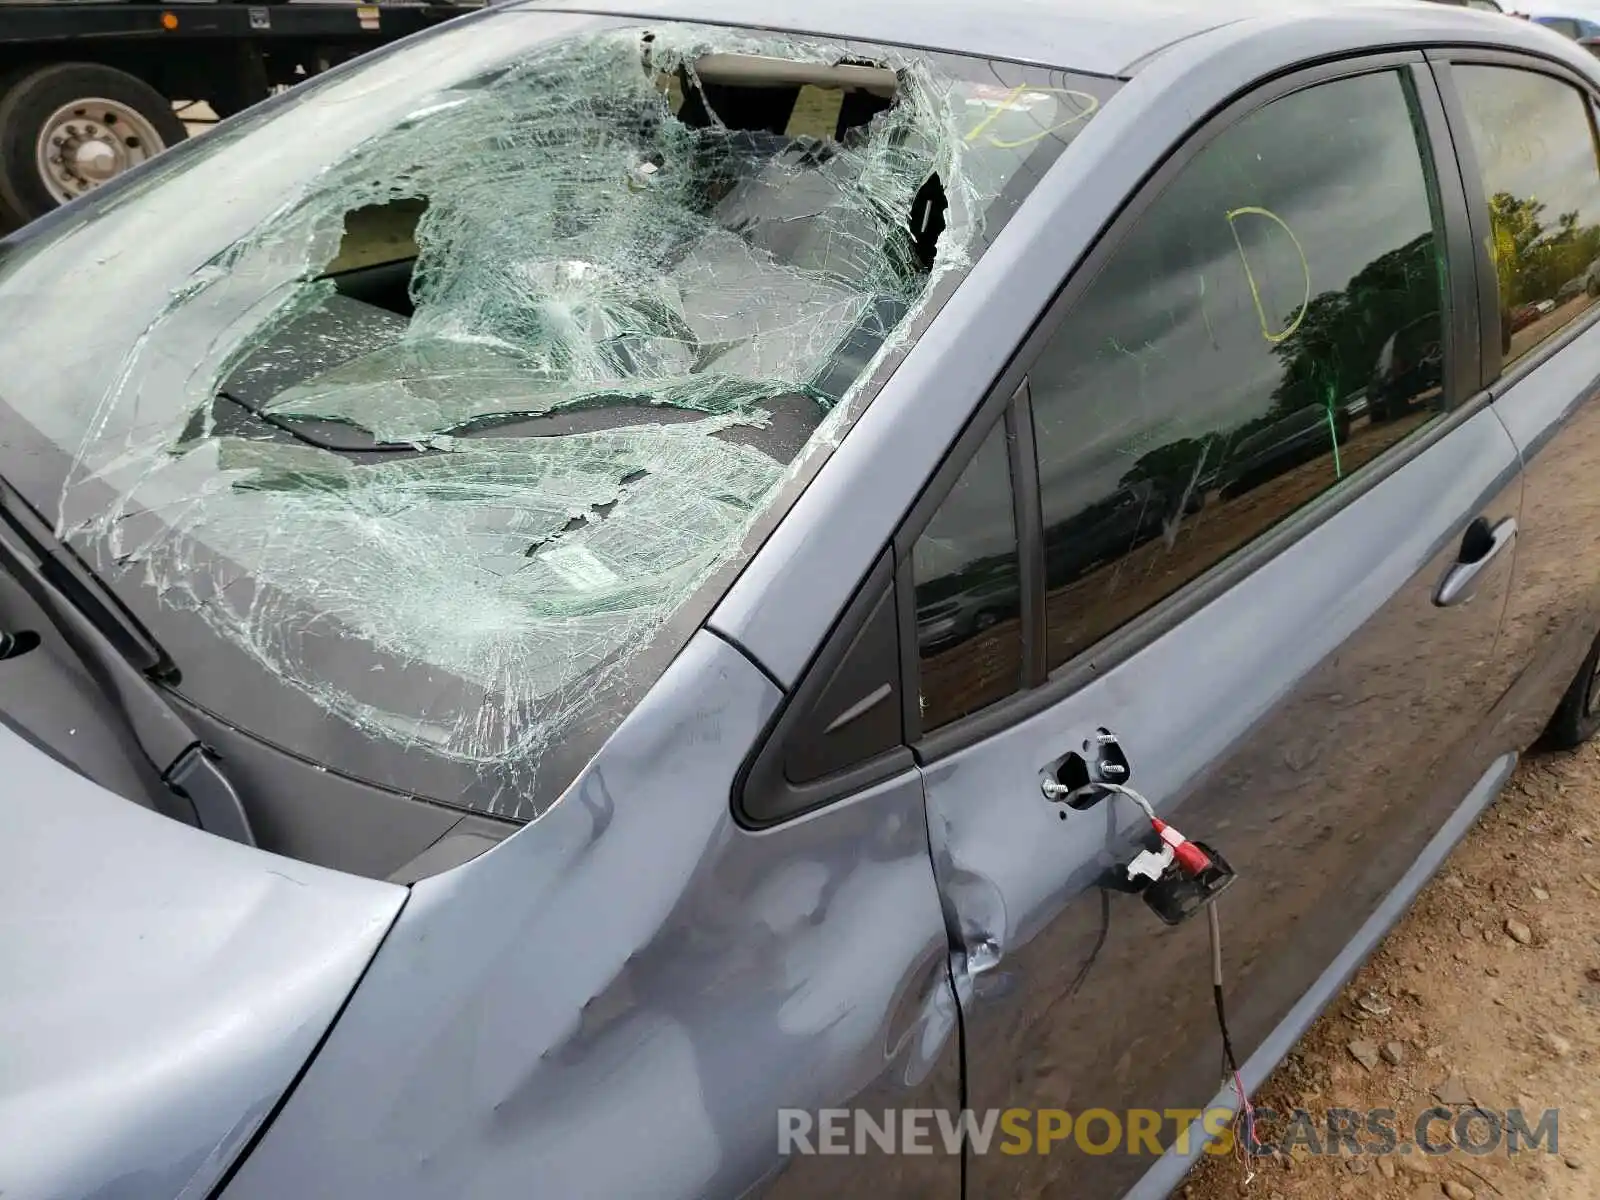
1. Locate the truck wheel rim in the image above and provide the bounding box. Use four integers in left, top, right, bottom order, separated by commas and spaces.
35, 99, 166, 204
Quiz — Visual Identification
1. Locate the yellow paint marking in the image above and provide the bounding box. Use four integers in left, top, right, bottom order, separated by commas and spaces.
964, 87, 1100, 149
1225, 205, 1311, 344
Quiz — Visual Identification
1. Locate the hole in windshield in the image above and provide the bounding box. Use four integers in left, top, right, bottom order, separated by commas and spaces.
232, 46, 943, 455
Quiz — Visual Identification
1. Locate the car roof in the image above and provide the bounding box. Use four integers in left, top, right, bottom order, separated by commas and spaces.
518, 0, 1542, 78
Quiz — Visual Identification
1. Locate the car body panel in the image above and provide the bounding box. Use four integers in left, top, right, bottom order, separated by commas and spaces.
1487, 318, 1600, 748
1431, 42, 1600, 749
220, 631, 963, 1200
526, 0, 1530, 79
926, 404, 1521, 1198
526, 0, 1242, 78
0, 722, 405, 1200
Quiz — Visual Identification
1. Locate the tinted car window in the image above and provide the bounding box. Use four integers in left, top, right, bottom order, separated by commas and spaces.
1028, 70, 1448, 673
1453, 65, 1600, 368
912, 420, 1021, 731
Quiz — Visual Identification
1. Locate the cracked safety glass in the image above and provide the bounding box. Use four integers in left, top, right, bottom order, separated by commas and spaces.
0, 14, 1117, 817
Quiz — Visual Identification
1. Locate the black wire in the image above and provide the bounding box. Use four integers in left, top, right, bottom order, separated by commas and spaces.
1213, 981, 1241, 1074
1208, 902, 1254, 1156
1206, 900, 1240, 1071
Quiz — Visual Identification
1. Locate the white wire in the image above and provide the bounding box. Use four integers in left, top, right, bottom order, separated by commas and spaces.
1208, 895, 1224, 989
1067, 779, 1157, 822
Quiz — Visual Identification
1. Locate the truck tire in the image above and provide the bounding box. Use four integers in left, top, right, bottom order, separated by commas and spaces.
0, 63, 187, 222
0, 69, 23, 230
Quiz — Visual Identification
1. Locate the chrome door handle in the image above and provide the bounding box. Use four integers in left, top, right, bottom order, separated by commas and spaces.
1433, 516, 1516, 608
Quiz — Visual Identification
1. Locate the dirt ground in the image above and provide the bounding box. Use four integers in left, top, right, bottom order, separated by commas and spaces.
1181, 739, 1600, 1200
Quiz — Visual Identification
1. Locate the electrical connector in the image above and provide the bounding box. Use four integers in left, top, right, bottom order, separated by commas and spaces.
1125, 845, 1175, 884
1055, 779, 1235, 917
1150, 817, 1213, 876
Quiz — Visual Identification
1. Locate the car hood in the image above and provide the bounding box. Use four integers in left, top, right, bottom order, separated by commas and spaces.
0, 723, 406, 1200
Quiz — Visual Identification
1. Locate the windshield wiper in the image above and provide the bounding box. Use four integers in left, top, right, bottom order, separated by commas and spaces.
0, 477, 255, 846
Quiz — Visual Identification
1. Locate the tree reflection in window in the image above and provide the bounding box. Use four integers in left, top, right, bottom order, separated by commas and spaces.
1454, 65, 1600, 366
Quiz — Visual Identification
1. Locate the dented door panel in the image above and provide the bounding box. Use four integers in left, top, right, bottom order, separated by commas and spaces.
220, 633, 962, 1200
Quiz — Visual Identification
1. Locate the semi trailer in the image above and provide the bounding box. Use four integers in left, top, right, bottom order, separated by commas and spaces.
0, 0, 477, 222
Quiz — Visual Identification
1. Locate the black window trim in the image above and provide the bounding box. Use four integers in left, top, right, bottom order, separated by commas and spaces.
733, 48, 1489, 825
1427, 48, 1600, 394
891, 387, 1030, 742
1011, 381, 1048, 690
733, 548, 915, 829
908, 51, 1485, 766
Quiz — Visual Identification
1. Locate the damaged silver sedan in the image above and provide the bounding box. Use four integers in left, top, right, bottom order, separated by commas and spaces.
8, 0, 1600, 1197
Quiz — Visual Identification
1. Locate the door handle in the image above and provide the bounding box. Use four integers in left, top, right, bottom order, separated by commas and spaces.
1433, 515, 1516, 608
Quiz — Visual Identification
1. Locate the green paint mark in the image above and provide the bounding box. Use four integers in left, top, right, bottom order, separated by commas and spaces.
1198, 272, 1218, 348
1324, 382, 1343, 480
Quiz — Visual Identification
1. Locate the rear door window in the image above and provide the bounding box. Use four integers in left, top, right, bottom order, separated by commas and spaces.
1451, 64, 1600, 368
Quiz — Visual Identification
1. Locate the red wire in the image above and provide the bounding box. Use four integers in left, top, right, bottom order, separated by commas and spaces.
1232, 1068, 1256, 1167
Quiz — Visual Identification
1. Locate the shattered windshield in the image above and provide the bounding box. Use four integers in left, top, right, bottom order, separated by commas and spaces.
0, 13, 1117, 819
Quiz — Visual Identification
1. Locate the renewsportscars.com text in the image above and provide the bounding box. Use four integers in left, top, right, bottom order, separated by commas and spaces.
777, 1106, 1560, 1158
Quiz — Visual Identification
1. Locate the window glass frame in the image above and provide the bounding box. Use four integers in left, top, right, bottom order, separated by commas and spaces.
899, 394, 1038, 739
900, 52, 1481, 764
1430, 49, 1600, 391
1025, 65, 1459, 677
735, 51, 1488, 825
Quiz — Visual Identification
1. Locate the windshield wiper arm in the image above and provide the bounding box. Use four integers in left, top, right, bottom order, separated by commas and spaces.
0, 480, 255, 846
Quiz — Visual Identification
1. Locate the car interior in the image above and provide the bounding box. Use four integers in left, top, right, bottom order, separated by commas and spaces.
200, 55, 947, 474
